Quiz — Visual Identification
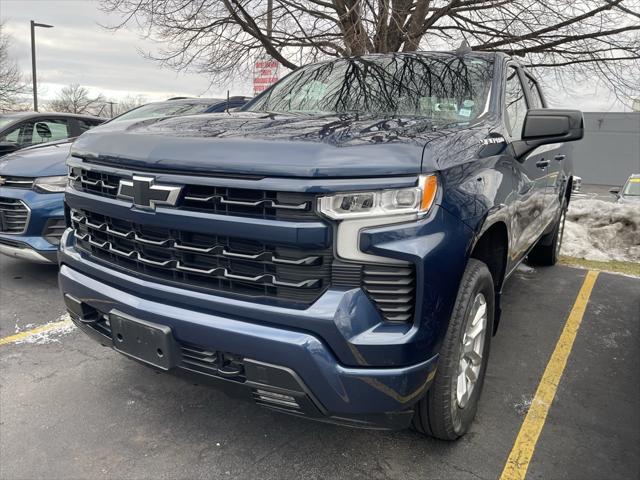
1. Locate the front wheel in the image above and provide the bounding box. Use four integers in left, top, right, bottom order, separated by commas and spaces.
412, 258, 494, 440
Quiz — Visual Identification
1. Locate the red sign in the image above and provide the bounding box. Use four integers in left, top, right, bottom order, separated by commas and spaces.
254, 58, 280, 95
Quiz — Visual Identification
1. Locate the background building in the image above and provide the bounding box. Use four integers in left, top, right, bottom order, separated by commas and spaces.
572, 112, 640, 186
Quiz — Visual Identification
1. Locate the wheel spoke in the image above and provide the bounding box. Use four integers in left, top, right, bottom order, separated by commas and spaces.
456, 371, 469, 406
466, 348, 482, 365
472, 302, 487, 325
465, 363, 479, 383
466, 319, 485, 342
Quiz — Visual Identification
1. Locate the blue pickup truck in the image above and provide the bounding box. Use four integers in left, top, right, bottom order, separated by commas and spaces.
59, 52, 583, 439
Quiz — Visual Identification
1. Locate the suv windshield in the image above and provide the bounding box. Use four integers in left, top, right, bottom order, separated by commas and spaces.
623, 178, 640, 196
247, 54, 493, 124
113, 100, 221, 122
0, 117, 16, 130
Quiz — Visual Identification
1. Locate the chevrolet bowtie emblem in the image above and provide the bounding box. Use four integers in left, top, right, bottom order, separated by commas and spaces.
117, 176, 182, 210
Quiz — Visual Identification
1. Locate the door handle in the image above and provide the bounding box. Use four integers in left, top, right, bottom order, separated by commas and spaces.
536, 158, 550, 169
554, 154, 566, 161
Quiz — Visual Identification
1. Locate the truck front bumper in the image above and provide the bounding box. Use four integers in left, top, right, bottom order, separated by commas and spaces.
58, 200, 474, 429
59, 262, 437, 429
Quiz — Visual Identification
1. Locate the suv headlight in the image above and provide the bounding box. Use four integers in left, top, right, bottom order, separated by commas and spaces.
318, 175, 438, 264
33, 175, 67, 193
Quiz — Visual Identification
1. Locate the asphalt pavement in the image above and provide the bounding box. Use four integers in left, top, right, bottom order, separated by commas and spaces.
0, 255, 638, 480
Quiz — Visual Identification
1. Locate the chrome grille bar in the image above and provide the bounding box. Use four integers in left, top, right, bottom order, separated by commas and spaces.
73, 230, 319, 288
68, 173, 118, 190
184, 194, 309, 210
71, 212, 320, 266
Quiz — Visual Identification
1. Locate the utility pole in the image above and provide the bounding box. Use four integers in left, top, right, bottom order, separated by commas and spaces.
267, 0, 273, 38
106, 101, 116, 118
30, 20, 54, 112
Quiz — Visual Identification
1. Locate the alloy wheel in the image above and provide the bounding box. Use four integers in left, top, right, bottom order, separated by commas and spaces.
455, 293, 488, 409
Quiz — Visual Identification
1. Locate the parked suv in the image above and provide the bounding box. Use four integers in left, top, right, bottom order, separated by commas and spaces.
59, 52, 583, 439
0, 112, 104, 157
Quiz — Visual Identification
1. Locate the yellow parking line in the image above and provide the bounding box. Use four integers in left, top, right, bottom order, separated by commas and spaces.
0, 319, 74, 346
500, 270, 599, 480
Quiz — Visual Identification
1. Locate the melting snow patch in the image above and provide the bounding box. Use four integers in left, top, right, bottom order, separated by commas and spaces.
514, 395, 533, 416
516, 263, 536, 274
561, 198, 640, 263
14, 314, 76, 345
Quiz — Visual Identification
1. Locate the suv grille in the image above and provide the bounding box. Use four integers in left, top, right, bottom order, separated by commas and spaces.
68, 167, 317, 221
0, 197, 29, 234
0, 176, 35, 189
70, 209, 332, 305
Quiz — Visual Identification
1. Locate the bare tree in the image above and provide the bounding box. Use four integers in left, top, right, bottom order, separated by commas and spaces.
100, 0, 640, 104
0, 22, 29, 112
112, 94, 148, 116
49, 84, 106, 115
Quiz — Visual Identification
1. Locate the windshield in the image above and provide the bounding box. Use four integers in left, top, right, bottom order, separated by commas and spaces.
0, 117, 16, 130
113, 100, 221, 122
623, 178, 640, 196
247, 54, 493, 124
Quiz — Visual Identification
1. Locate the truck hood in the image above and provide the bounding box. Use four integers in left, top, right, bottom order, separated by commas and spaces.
72, 112, 488, 178
0, 141, 71, 177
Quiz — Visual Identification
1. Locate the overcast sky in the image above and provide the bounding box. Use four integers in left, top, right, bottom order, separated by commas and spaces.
2, 0, 253, 103
1, 0, 632, 111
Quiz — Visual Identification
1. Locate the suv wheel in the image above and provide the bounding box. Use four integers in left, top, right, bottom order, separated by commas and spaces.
412, 259, 494, 440
528, 197, 568, 266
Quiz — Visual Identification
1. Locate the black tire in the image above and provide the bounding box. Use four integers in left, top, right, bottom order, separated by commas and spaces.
528, 197, 568, 266
412, 258, 494, 440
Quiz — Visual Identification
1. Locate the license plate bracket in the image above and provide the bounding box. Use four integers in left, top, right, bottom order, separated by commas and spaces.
109, 312, 178, 370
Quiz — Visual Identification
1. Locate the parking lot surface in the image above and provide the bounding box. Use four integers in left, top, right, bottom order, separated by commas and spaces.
1, 256, 638, 480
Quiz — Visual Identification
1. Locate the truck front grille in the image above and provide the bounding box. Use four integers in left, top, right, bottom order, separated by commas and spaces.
68, 167, 317, 221
70, 209, 331, 305
0, 197, 29, 234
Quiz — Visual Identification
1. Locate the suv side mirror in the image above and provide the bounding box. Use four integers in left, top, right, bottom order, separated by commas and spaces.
513, 109, 584, 159
609, 187, 621, 196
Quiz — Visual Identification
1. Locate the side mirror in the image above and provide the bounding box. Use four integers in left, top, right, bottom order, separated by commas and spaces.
609, 187, 621, 196
513, 109, 584, 159
0, 141, 20, 156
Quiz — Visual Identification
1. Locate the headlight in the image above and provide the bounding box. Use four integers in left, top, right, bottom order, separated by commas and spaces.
33, 175, 67, 193
319, 175, 438, 220
319, 175, 438, 264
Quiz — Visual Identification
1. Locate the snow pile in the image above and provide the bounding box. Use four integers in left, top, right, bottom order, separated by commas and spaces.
14, 314, 76, 345
561, 198, 640, 262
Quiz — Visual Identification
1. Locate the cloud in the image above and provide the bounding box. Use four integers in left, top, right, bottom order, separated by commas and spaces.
2, 0, 251, 101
